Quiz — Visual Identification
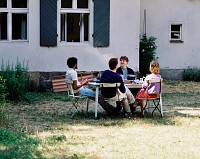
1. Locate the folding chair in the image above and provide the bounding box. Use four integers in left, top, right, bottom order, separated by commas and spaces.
100, 83, 123, 114
66, 80, 89, 117
138, 78, 163, 117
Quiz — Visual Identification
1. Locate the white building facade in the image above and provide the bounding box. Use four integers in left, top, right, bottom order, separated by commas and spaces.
0, 0, 140, 73
141, 0, 200, 79
1, 0, 200, 79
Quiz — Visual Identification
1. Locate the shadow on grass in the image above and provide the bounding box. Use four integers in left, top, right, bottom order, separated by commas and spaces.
30, 110, 183, 129
0, 128, 44, 159
8, 90, 200, 132
10, 104, 197, 132
9, 102, 200, 134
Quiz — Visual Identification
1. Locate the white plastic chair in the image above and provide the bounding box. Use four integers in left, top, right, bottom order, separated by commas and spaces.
100, 83, 123, 113
66, 79, 89, 117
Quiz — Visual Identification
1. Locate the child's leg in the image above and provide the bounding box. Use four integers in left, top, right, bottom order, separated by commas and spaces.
140, 100, 146, 117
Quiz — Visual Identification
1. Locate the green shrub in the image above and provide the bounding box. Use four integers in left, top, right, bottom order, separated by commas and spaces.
139, 34, 157, 77
182, 67, 200, 82
0, 76, 7, 105
0, 76, 8, 127
0, 59, 30, 101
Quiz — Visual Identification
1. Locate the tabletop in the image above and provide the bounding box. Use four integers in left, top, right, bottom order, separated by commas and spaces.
88, 82, 142, 89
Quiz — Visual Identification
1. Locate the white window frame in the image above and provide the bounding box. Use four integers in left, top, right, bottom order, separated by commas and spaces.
169, 22, 184, 43
0, 0, 29, 42
58, 0, 90, 44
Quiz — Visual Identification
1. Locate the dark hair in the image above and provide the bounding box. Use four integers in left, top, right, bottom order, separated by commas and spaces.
67, 57, 77, 68
120, 56, 129, 62
109, 58, 118, 70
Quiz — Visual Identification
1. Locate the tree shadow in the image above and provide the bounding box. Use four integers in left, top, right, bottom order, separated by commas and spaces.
8, 97, 200, 133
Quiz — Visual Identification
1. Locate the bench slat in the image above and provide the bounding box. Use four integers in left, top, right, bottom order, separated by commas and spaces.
52, 72, 95, 93
53, 88, 69, 92
52, 76, 68, 92
52, 81, 66, 86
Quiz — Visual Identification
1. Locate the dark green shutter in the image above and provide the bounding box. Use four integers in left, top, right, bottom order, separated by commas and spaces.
93, 0, 110, 47
40, 0, 57, 47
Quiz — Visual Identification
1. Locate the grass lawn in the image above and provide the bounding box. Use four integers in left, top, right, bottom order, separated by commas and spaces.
1, 80, 200, 159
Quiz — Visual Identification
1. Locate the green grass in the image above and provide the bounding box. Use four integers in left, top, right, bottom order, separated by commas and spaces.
1, 80, 200, 159
0, 128, 42, 159
22, 92, 70, 104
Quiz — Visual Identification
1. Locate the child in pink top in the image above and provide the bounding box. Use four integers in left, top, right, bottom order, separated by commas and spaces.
135, 61, 161, 117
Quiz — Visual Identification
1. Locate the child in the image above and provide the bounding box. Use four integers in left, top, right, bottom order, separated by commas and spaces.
135, 60, 161, 117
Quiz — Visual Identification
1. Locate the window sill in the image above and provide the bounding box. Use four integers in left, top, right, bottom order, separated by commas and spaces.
170, 40, 184, 43
59, 41, 90, 46
0, 40, 29, 43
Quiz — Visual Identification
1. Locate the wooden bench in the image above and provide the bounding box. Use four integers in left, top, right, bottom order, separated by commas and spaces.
51, 72, 95, 93
78, 72, 94, 84
52, 75, 68, 92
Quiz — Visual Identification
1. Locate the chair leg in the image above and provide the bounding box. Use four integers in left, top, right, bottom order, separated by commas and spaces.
151, 99, 163, 117
86, 98, 89, 113
151, 100, 158, 117
72, 99, 79, 111
140, 97, 163, 118
68, 97, 90, 118
143, 100, 150, 117
160, 95, 164, 117
68, 97, 82, 117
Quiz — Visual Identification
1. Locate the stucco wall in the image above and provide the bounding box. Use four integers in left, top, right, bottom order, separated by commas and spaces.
0, 0, 140, 72
140, 0, 200, 70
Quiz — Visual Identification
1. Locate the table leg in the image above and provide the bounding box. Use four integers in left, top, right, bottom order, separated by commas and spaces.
95, 86, 99, 118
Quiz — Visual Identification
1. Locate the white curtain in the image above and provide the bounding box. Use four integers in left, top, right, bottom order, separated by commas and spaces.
20, 14, 27, 40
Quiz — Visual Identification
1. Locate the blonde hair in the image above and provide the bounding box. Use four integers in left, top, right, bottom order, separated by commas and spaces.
149, 61, 160, 74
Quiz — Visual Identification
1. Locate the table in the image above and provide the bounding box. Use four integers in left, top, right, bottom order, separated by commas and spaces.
126, 83, 142, 89
87, 82, 101, 118
88, 82, 142, 118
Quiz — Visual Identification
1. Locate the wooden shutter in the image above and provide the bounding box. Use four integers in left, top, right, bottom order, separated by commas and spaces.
93, 0, 110, 47
40, 0, 57, 47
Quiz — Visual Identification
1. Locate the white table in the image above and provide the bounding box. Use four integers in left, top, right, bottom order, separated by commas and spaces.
126, 83, 142, 89
88, 82, 142, 118
88, 82, 101, 118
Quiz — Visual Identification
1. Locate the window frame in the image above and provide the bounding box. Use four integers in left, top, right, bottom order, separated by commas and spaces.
169, 22, 184, 43
58, 0, 90, 44
0, 0, 29, 42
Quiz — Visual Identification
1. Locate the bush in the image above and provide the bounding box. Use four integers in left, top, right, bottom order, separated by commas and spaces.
0, 76, 7, 105
0, 59, 30, 101
182, 67, 200, 82
139, 34, 157, 77
0, 76, 8, 127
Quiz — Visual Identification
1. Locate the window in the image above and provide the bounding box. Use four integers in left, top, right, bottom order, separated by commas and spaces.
60, 0, 89, 43
0, 0, 28, 41
0, 0, 7, 8
170, 23, 183, 42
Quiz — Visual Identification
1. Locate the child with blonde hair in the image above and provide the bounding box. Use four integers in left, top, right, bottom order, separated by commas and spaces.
135, 60, 161, 117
